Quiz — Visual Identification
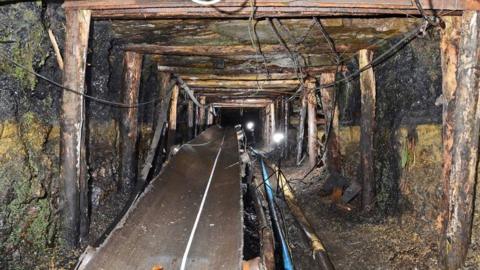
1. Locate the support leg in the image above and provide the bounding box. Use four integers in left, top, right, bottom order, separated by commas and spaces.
60, 8, 91, 248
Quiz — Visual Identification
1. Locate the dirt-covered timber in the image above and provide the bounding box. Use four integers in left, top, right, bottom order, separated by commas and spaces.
320, 73, 341, 173
359, 49, 376, 212
167, 84, 179, 150
439, 15, 461, 269
61, 9, 91, 247
119, 51, 143, 192
296, 90, 307, 165
441, 11, 480, 270
307, 80, 318, 169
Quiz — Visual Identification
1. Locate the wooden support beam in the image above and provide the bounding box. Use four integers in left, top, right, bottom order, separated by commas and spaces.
187, 100, 194, 140
63, 0, 475, 18
60, 9, 91, 248
270, 102, 276, 136
119, 51, 143, 192
138, 73, 174, 191
167, 84, 179, 152
296, 89, 307, 165
264, 106, 271, 146
359, 49, 376, 212
183, 79, 301, 89
283, 97, 289, 158
439, 17, 461, 264
439, 15, 462, 266
198, 96, 206, 131
207, 105, 214, 126
157, 65, 339, 76
181, 73, 305, 81
307, 81, 318, 169
320, 73, 341, 173
441, 11, 480, 270
192, 88, 292, 95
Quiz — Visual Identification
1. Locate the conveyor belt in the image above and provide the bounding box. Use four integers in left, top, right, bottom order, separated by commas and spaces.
77, 126, 243, 270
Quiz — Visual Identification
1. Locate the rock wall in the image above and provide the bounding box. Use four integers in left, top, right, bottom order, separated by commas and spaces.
0, 3, 157, 269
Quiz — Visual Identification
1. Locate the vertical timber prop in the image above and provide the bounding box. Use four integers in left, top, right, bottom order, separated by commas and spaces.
320, 73, 341, 173
138, 73, 174, 191
167, 84, 179, 151
264, 106, 271, 146
359, 49, 376, 212
439, 15, 461, 268
296, 89, 307, 165
441, 11, 480, 270
284, 97, 289, 158
207, 105, 214, 126
270, 102, 276, 136
307, 80, 318, 169
187, 100, 194, 140
119, 51, 143, 192
198, 96, 206, 131
61, 9, 91, 247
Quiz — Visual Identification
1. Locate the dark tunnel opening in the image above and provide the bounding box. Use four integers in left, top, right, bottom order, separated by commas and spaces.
220, 108, 262, 145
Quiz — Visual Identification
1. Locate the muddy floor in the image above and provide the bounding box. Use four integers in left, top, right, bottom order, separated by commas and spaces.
253, 161, 452, 270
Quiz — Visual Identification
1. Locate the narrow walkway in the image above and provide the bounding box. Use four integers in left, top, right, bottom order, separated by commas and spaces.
77, 126, 243, 270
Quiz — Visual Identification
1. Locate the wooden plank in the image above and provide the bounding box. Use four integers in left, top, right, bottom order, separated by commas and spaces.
167, 84, 180, 152
307, 81, 318, 169
157, 65, 339, 75
213, 103, 270, 108
441, 11, 480, 270
439, 15, 461, 267
183, 79, 301, 89
320, 73, 341, 173
181, 73, 305, 81
64, 0, 474, 14
127, 45, 355, 60
359, 49, 376, 212
119, 51, 143, 192
60, 9, 91, 248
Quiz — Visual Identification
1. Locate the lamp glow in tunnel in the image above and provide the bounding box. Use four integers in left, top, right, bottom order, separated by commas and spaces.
273, 132, 285, 144
246, 121, 255, 131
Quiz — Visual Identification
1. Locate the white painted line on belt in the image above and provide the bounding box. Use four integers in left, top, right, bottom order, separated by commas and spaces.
180, 133, 226, 270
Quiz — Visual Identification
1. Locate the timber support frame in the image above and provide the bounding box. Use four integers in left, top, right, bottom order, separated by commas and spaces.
441, 11, 480, 270
60, 8, 91, 247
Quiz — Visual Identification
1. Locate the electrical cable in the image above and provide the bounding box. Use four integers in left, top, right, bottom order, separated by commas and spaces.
0, 51, 176, 108
288, 19, 431, 101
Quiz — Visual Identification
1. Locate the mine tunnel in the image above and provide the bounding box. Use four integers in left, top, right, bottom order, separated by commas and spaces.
1, 0, 480, 269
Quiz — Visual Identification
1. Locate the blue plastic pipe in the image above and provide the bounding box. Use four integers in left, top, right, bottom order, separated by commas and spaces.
259, 158, 294, 270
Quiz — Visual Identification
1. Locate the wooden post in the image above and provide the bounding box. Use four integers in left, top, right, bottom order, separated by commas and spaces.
207, 105, 214, 126
167, 84, 179, 151
119, 51, 143, 192
307, 81, 318, 169
264, 106, 270, 146
359, 49, 376, 212
296, 89, 307, 165
138, 74, 174, 191
439, 15, 461, 267
60, 9, 91, 248
187, 100, 194, 140
284, 97, 289, 157
441, 11, 480, 270
270, 102, 276, 135
198, 96, 206, 131
194, 104, 199, 136
320, 73, 341, 173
